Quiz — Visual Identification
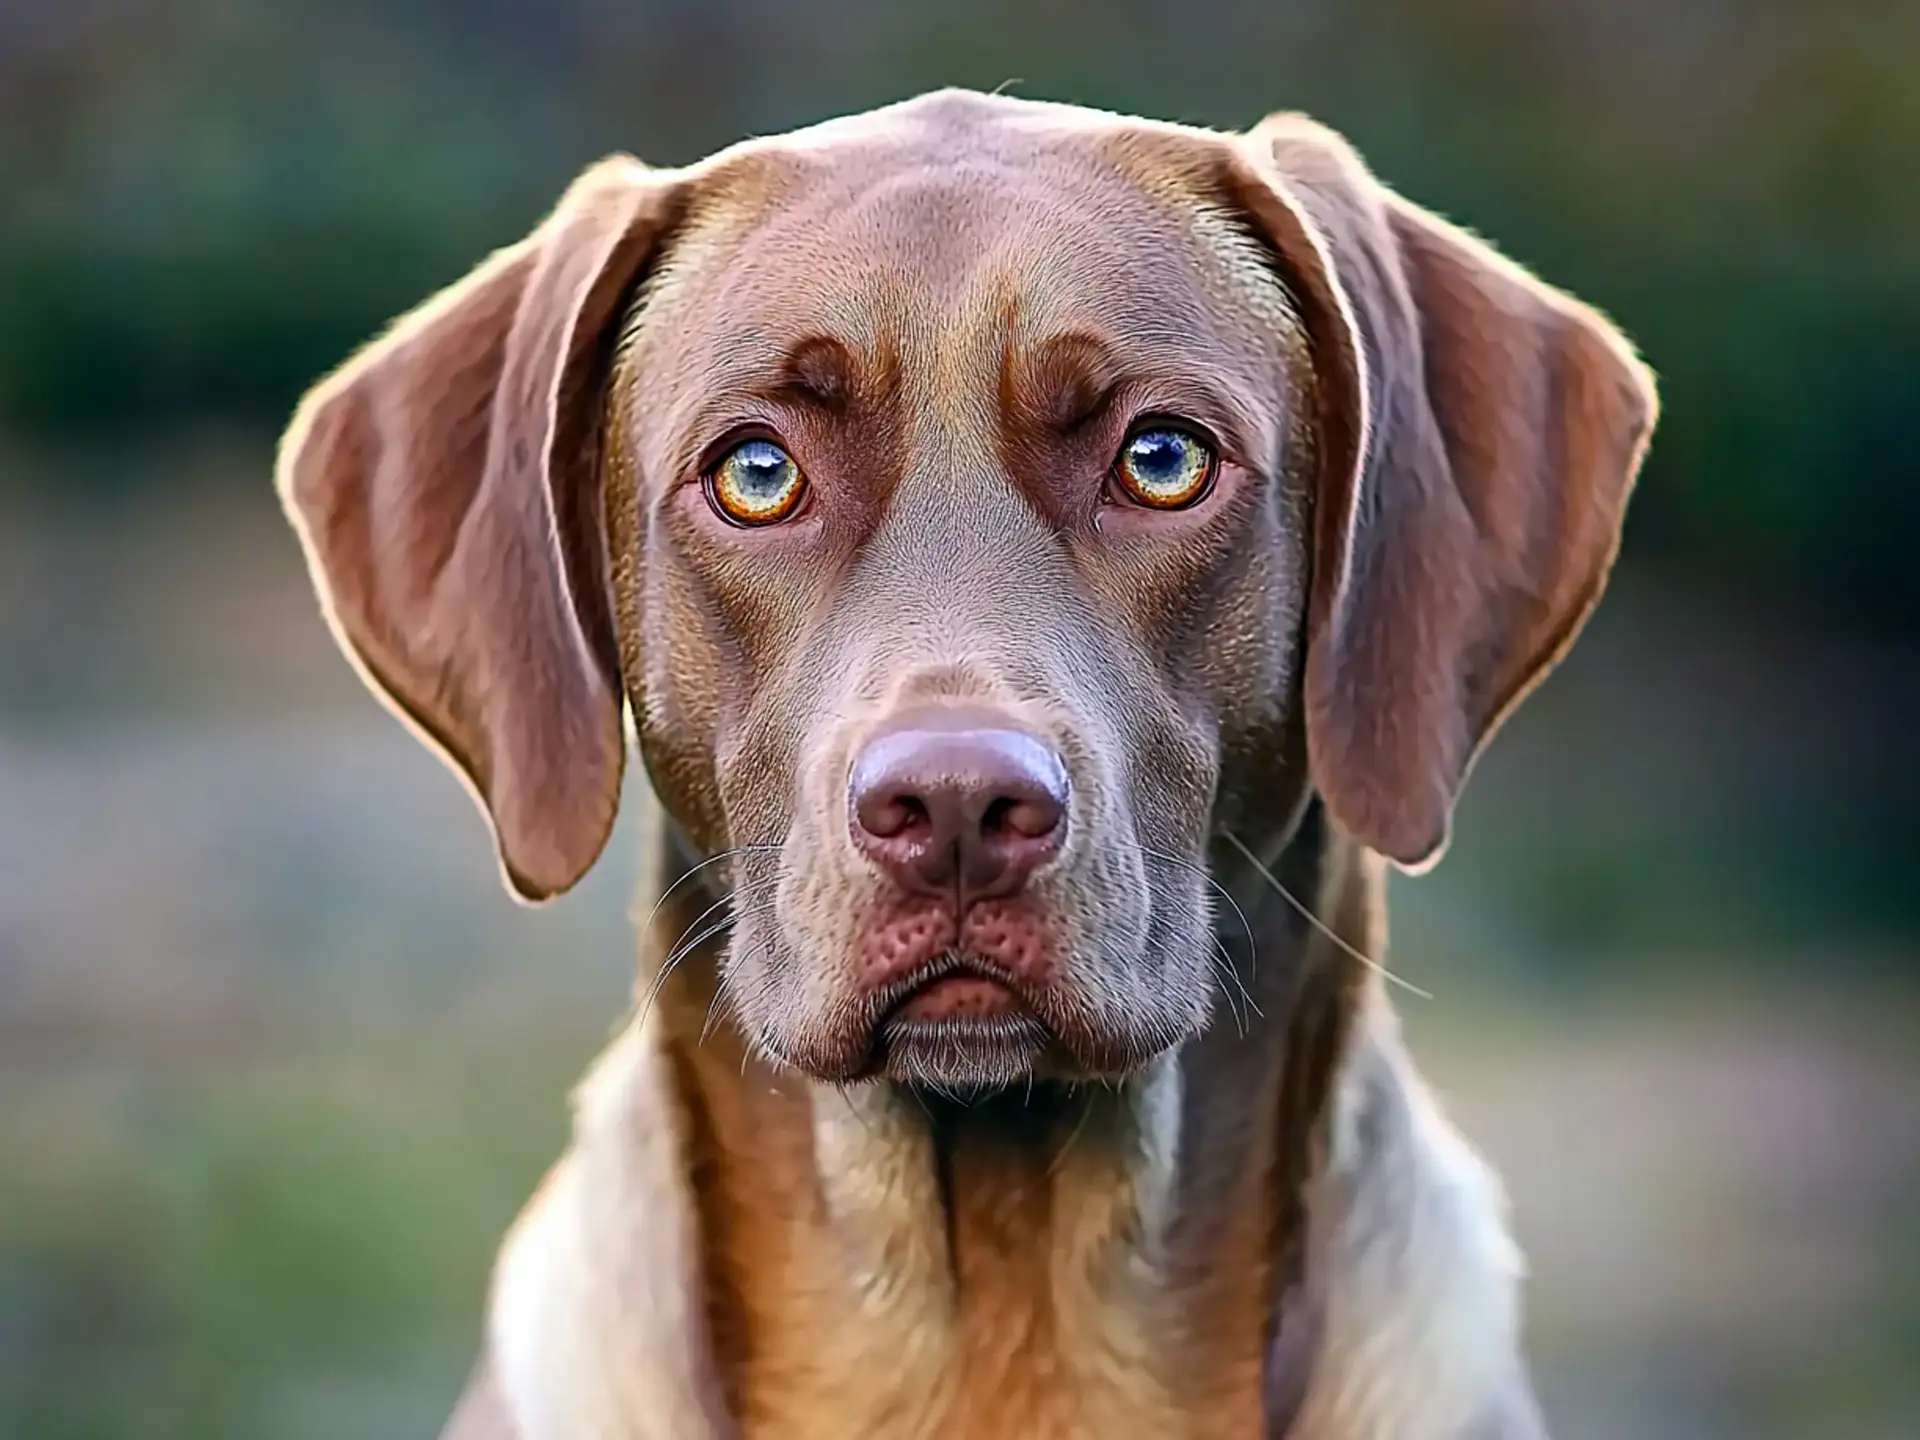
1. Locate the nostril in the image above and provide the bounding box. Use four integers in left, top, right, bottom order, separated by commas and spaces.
859, 789, 930, 841
983, 793, 1063, 843
848, 711, 1071, 897
981, 796, 1016, 837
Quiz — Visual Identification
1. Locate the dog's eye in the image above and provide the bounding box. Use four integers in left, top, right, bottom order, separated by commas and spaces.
707, 438, 806, 525
1113, 425, 1216, 510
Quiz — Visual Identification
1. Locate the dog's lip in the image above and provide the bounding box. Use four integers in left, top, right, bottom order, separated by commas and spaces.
890, 973, 1022, 1022
872, 956, 1034, 1026
852, 957, 1056, 1080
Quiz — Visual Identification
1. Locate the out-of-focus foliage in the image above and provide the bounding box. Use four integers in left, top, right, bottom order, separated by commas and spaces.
4, 0, 1919, 624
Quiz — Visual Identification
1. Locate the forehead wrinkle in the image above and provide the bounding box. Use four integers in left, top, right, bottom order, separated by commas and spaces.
629, 133, 1308, 486
992, 251, 1287, 462
988, 190, 1289, 390
626, 260, 905, 472
684, 325, 875, 417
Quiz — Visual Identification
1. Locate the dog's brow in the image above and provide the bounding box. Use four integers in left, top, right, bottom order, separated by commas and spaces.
1015, 331, 1126, 432
774, 336, 858, 412
669, 332, 873, 447
1008, 336, 1276, 464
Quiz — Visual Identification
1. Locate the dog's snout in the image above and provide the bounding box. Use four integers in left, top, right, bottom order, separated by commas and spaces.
849, 709, 1068, 902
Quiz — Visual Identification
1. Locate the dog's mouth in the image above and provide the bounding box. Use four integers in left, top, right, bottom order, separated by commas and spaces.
890, 972, 1023, 1022
857, 956, 1059, 1087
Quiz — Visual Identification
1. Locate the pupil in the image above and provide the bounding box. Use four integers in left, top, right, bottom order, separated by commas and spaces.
1135, 432, 1183, 481
737, 443, 788, 496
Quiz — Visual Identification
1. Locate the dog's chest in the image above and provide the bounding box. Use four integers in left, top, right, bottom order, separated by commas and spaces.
727, 1259, 1264, 1440
718, 1088, 1271, 1440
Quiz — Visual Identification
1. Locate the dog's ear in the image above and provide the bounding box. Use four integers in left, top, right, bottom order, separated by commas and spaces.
1227, 117, 1657, 871
277, 157, 683, 903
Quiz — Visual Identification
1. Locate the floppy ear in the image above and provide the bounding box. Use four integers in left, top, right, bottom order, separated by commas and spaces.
277, 157, 684, 902
1228, 116, 1658, 870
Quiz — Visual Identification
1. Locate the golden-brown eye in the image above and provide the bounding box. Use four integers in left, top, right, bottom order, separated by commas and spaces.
707, 437, 805, 525
1113, 425, 1216, 509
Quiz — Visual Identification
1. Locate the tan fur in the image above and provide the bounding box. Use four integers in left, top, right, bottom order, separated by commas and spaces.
278, 91, 1654, 1440
443, 819, 1538, 1440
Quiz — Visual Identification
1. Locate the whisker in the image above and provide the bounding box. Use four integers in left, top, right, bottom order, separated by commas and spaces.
915, 1072, 963, 1106
1045, 1087, 1099, 1180
659, 886, 782, 977
633, 932, 725, 1036
1138, 844, 1259, 958
1221, 932, 1262, 1019
833, 1083, 879, 1137
1204, 939, 1255, 1035
657, 890, 736, 967
699, 965, 738, 1047
1138, 843, 1262, 1017
636, 845, 784, 943
1187, 924, 1259, 1031
1220, 830, 1433, 1001
903, 1085, 937, 1123
1140, 928, 1248, 1036
628, 849, 784, 1032
634, 886, 784, 1035
699, 933, 789, 1051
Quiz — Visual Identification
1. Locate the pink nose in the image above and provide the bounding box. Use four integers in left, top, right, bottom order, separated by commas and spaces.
848, 708, 1069, 903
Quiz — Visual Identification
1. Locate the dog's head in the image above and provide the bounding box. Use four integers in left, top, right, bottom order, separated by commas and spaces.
280, 91, 1654, 1090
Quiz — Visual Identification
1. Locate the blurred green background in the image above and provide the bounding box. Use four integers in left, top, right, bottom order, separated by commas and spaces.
2, 2, 1916, 1437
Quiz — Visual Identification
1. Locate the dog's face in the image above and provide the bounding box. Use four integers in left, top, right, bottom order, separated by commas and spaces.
608, 117, 1317, 1084
278, 91, 1655, 1090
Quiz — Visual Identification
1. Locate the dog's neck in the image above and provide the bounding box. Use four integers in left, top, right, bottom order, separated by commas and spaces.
641, 804, 1378, 1437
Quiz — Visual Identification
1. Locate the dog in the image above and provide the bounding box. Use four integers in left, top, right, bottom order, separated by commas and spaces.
276, 89, 1655, 1439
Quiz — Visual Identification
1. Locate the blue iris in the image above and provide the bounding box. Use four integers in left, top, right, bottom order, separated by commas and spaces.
1127, 429, 1197, 483
1118, 425, 1212, 506
728, 439, 796, 501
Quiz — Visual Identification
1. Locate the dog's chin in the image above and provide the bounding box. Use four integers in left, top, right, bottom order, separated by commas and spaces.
754, 997, 1166, 1093
858, 959, 1163, 1089
866, 1009, 1059, 1089
741, 934, 1211, 1092
800, 994, 1179, 1094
